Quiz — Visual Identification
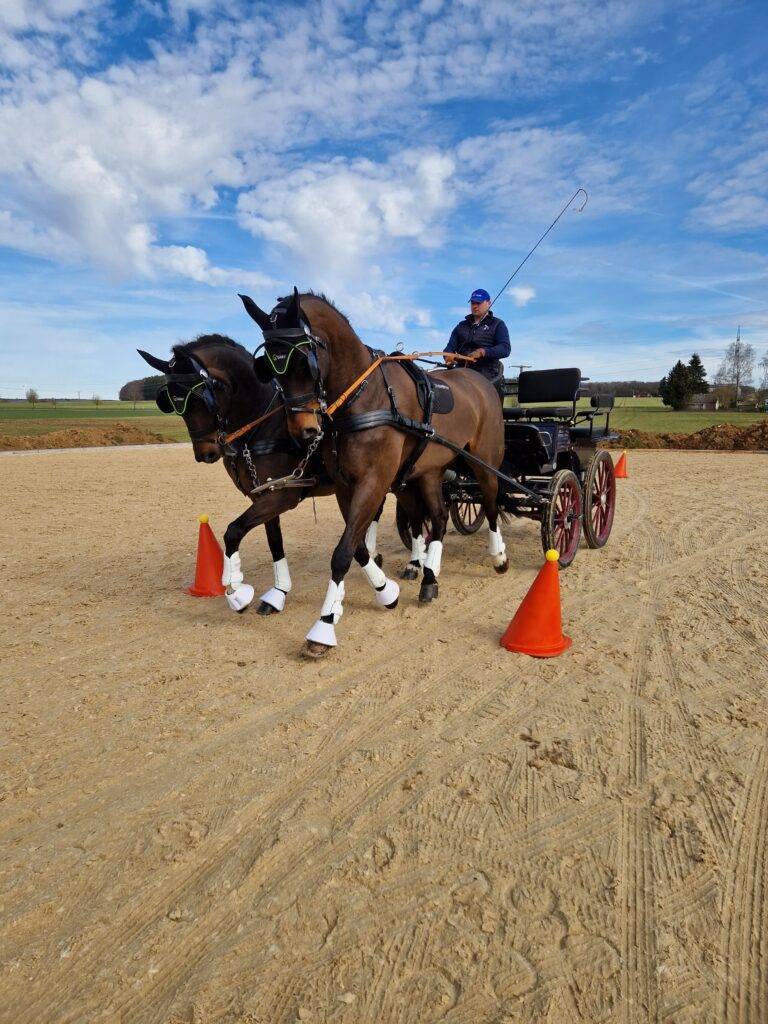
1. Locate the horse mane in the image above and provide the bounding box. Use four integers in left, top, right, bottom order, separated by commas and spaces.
173, 334, 249, 359
276, 291, 352, 329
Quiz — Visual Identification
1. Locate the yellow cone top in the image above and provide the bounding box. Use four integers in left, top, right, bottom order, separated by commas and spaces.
199, 514, 209, 524
545, 549, 560, 562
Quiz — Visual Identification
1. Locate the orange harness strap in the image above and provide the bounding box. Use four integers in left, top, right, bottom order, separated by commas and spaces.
223, 350, 477, 442
223, 402, 285, 445
324, 351, 476, 420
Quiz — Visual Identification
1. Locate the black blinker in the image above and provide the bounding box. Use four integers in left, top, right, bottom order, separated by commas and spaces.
253, 355, 274, 383
156, 388, 174, 414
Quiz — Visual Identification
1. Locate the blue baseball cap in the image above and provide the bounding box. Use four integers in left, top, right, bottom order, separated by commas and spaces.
469, 288, 491, 303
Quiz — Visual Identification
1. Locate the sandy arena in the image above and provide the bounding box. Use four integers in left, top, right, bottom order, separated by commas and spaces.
2, 447, 767, 1024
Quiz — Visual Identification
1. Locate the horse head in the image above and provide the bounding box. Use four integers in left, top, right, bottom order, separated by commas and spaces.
240, 288, 329, 446
138, 336, 257, 463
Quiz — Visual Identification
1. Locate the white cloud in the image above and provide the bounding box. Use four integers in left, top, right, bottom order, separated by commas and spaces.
455, 126, 625, 221
237, 151, 455, 276
0, 0, 678, 288
344, 291, 432, 336
507, 285, 536, 307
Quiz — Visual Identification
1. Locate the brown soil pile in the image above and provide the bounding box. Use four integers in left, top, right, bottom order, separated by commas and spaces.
0, 422, 172, 451
607, 420, 768, 451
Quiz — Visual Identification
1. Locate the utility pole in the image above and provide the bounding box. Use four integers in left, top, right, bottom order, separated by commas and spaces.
735, 326, 741, 406
511, 363, 531, 379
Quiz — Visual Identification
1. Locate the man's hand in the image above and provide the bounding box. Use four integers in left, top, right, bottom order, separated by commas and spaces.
443, 349, 485, 364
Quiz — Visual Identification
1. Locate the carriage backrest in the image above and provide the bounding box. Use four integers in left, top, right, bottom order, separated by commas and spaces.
517, 368, 581, 405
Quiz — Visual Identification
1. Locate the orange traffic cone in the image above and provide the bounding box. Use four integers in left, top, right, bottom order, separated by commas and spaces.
188, 515, 226, 597
500, 549, 572, 657
614, 451, 629, 478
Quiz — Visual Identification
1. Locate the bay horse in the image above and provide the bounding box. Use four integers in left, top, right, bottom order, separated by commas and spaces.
138, 336, 386, 616
239, 289, 508, 657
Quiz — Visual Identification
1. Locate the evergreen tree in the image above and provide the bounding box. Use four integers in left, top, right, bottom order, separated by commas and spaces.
688, 353, 708, 393
659, 360, 694, 410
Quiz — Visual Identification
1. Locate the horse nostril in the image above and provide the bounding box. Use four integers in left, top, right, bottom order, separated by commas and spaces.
301, 427, 319, 443
204, 451, 219, 463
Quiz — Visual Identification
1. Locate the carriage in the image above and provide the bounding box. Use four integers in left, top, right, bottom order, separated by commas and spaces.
396, 367, 618, 568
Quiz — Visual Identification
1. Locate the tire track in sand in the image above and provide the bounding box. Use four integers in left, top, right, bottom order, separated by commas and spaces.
12, 582, 601, 1024
718, 742, 768, 1024
618, 518, 667, 1024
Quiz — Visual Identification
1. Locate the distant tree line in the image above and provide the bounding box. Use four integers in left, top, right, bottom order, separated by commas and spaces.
579, 380, 661, 398
659, 354, 708, 410
713, 336, 768, 408
659, 340, 768, 410
118, 375, 165, 401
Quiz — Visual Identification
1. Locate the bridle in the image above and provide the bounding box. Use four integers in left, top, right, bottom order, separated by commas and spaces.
154, 353, 232, 444
253, 307, 329, 424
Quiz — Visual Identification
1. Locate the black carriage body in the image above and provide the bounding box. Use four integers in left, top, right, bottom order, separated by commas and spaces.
439, 367, 619, 564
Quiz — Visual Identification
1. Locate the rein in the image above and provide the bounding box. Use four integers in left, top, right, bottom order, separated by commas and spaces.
324, 351, 476, 420
222, 401, 285, 445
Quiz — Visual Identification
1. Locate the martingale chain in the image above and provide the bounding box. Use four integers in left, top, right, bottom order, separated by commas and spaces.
246, 429, 325, 496
242, 443, 260, 490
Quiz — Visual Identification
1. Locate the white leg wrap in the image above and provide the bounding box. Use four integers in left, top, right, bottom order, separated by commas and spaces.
225, 583, 254, 612
362, 558, 387, 590
375, 578, 400, 607
488, 527, 507, 567
273, 557, 292, 593
306, 618, 337, 647
423, 540, 443, 577
319, 579, 345, 624
411, 533, 426, 566
222, 552, 243, 587
259, 586, 286, 612
365, 521, 378, 558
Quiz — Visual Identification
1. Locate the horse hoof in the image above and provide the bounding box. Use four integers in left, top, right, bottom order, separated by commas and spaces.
236, 605, 248, 615
374, 553, 383, 569
303, 640, 332, 659
401, 565, 419, 581
257, 601, 279, 615
419, 582, 439, 603
385, 597, 399, 610
494, 557, 509, 575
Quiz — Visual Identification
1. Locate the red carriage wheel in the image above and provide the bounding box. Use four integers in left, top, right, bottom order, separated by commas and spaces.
449, 497, 487, 535
582, 449, 616, 548
540, 469, 582, 568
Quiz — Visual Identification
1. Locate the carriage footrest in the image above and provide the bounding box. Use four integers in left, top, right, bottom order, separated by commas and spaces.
504, 406, 574, 420
569, 426, 619, 441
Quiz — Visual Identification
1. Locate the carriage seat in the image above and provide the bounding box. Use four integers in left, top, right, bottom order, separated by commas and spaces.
504, 367, 581, 421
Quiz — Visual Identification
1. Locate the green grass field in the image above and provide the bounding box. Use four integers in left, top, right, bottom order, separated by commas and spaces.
0, 396, 765, 445
0, 400, 189, 441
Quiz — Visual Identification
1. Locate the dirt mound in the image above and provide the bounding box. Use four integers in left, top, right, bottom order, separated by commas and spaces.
607, 420, 768, 451
0, 422, 173, 451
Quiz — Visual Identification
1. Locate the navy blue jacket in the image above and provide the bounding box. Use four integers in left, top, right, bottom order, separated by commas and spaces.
445, 312, 510, 370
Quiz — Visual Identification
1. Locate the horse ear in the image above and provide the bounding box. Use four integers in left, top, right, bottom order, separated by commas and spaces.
238, 294, 272, 331
137, 349, 172, 373
283, 286, 301, 327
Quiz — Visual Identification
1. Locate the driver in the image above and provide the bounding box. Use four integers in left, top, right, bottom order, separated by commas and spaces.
444, 288, 510, 400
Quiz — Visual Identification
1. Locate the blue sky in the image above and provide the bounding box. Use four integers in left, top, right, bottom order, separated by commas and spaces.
0, 0, 766, 397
